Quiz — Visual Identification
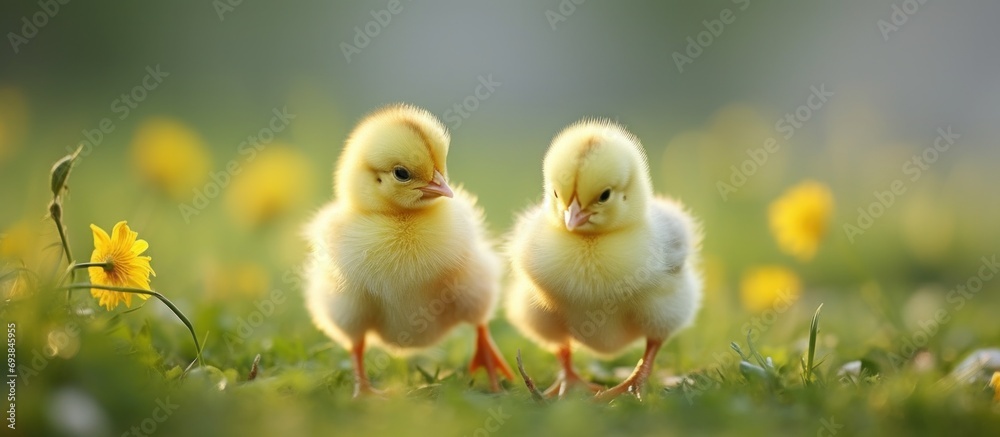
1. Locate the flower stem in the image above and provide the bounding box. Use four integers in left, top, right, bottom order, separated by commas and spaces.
62, 283, 204, 366
52, 211, 74, 268
71, 262, 111, 269
50, 208, 76, 302
59, 262, 112, 286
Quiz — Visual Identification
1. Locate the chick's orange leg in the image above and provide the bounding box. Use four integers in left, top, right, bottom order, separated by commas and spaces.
544, 346, 604, 398
469, 324, 515, 391
594, 338, 663, 401
350, 337, 385, 398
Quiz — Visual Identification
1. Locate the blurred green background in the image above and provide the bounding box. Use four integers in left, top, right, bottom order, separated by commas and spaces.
2, 0, 1000, 436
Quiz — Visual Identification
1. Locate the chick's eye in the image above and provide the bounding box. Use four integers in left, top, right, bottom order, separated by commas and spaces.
553, 190, 559, 199
599, 189, 612, 203
393, 166, 411, 182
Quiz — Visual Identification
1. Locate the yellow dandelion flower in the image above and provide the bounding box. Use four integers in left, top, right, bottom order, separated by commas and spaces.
769, 180, 834, 261
131, 118, 212, 200
740, 266, 801, 313
991, 371, 1000, 402
226, 145, 313, 228
88, 221, 156, 310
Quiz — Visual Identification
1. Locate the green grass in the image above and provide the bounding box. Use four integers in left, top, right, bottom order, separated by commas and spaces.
6, 268, 1000, 436
4, 130, 1000, 437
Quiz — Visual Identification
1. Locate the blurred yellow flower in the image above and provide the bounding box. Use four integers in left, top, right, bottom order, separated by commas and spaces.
0, 219, 39, 262
131, 118, 211, 200
1, 219, 66, 298
88, 221, 156, 310
992, 371, 1000, 402
227, 145, 313, 228
769, 180, 834, 261
740, 266, 801, 313
1, 220, 40, 299
0, 87, 28, 164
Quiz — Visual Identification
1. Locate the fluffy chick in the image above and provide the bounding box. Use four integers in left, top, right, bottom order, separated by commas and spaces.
506, 119, 702, 400
304, 104, 513, 396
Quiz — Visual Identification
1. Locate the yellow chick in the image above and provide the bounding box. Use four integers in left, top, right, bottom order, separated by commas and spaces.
506, 119, 702, 400
304, 104, 513, 397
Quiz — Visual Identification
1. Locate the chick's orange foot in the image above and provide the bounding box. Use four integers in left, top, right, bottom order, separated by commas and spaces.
544, 346, 604, 398
544, 372, 605, 398
350, 338, 387, 399
469, 324, 515, 392
593, 338, 663, 402
352, 381, 387, 399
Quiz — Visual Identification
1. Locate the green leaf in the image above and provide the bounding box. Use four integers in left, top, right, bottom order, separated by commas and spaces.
49, 145, 83, 199
415, 364, 437, 384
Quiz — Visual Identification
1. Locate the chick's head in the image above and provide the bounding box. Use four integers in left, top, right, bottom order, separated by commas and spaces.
543, 119, 652, 234
335, 104, 454, 212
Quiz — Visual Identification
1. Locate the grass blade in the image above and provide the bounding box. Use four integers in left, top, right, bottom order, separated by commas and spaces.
804, 303, 824, 384
730, 342, 749, 361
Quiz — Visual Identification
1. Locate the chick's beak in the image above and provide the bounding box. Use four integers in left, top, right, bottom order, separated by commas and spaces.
564, 198, 592, 231
418, 170, 454, 199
